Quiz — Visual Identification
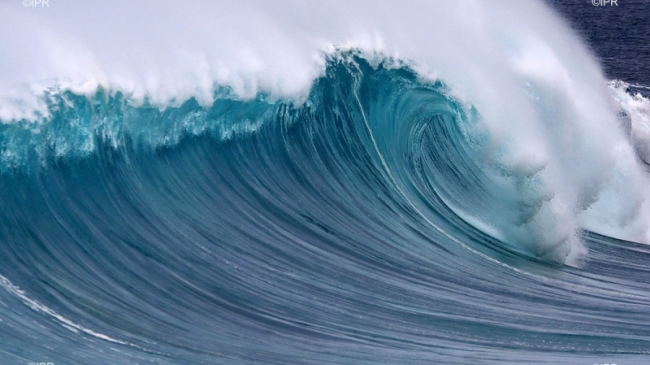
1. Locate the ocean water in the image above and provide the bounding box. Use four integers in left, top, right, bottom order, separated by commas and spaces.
1, 1, 649, 364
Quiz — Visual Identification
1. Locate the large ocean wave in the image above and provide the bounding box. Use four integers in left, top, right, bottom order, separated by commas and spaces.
1, 1, 650, 364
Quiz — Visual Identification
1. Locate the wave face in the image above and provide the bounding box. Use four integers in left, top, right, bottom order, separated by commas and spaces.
0, 53, 649, 365
2, 1, 650, 364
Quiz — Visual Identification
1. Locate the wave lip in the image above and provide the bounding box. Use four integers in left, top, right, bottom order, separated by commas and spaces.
0, 0, 597, 121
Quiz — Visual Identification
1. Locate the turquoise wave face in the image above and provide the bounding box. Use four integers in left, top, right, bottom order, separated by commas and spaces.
0, 54, 508, 257
2, 53, 650, 365
0, 53, 580, 261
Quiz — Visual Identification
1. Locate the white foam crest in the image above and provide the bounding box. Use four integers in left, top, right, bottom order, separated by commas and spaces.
0, 274, 131, 345
610, 81, 650, 163
577, 82, 650, 243
0, 0, 587, 120
1, 0, 649, 260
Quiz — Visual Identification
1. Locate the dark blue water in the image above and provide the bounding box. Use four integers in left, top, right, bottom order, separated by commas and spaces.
1, 2, 650, 365
551, 0, 650, 87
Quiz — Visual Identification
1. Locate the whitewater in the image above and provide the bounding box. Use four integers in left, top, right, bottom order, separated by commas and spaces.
1, 0, 650, 364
